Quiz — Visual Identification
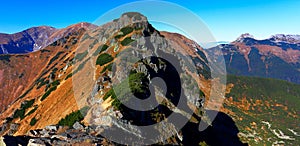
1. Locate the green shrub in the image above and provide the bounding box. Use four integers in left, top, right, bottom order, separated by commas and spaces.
65, 73, 73, 80
120, 26, 134, 35
100, 45, 109, 53
51, 80, 60, 87
26, 106, 38, 116
41, 86, 57, 101
111, 99, 122, 110
21, 99, 35, 109
121, 37, 135, 46
102, 72, 148, 110
101, 63, 113, 73
30, 117, 38, 126
103, 89, 117, 100
13, 99, 35, 120
80, 106, 90, 116
41, 80, 60, 101
58, 110, 84, 127
199, 90, 205, 97
96, 53, 113, 66
114, 27, 133, 39
13, 109, 25, 119
114, 34, 123, 39
102, 88, 122, 110
129, 72, 148, 95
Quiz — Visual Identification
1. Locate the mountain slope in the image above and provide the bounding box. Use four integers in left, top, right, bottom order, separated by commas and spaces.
224, 75, 300, 145
0, 26, 86, 125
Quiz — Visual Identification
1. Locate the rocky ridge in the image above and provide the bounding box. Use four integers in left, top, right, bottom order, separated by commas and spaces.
0, 12, 232, 145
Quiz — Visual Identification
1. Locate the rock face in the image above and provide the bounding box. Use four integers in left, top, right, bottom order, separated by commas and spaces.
207, 34, 300, 84
2, 125, 108, 145
72, 122, 84, 130
74, 12, 211, 145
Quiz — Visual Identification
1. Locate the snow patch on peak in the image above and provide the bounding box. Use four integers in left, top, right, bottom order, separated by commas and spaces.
0, 45, 8, 54
271, 34, 300, 44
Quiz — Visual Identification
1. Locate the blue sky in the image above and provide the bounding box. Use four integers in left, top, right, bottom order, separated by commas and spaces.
0, 0, 299, 42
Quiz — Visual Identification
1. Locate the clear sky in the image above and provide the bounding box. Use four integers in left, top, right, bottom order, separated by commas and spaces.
0, 0, 299, 42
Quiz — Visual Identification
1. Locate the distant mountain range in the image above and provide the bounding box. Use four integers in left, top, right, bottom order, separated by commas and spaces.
208, 33, 300, 84
0, 23, 96, 54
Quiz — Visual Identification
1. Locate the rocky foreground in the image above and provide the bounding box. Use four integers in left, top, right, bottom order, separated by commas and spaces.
0, 122, 114, 145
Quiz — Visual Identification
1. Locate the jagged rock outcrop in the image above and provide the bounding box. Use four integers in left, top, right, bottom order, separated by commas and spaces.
71, 12, 212, 145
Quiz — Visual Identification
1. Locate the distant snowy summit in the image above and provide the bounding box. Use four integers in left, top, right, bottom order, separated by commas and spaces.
234, 33, 300, 44
270, 34, 300, 44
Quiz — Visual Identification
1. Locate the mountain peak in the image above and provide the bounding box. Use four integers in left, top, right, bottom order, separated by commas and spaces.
25, 26, 57, 32
96, 12, 153, 38
65, 22, 97, 30
235, 33, 254, 42
270, 34, 300, 44
120, 12, 148, 21
114, 12, 149, 28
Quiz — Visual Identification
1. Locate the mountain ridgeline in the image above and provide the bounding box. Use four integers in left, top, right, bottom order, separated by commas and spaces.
0, 23, 96, 54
